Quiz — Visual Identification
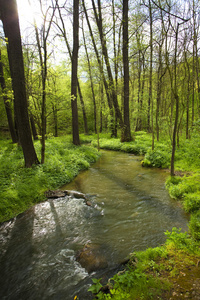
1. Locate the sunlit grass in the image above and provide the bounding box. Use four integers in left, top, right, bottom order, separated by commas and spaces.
0, 136, 100, 223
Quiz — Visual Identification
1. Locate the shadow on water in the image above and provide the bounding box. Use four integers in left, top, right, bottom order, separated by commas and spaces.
49, 200, 63, 237
0, 207, 36, 299
96, 167, 185, 222
0, 150, 189, 300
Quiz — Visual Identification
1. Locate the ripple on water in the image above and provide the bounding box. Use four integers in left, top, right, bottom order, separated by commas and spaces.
0, 150, 188, 299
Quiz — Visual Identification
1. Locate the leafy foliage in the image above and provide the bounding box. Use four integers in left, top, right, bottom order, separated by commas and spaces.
165, 227, 199, 252
189, 211, 200, 241
183, 192, 200, 213
142, 148, 171, 168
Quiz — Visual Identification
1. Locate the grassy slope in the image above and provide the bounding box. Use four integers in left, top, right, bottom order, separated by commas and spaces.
0, 135, 100, 223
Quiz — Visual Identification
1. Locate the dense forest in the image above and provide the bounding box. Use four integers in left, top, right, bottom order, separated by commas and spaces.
0, 0, 199, 173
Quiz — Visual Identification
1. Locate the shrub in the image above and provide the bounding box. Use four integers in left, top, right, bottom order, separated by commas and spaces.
142, 149, 170, 168
166, 174, 200, 199
189, 211, 200, 241
183, 192, 200, 213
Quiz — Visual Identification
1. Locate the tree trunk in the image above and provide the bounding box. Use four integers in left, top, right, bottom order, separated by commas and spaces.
55, 3, 88, 136
148, 0, 154, 149
170, 24, 179, 177
121, 0, 131, 142
0, 0, 39, 167
92, 0, 124, 129
82, 25, 97, 133
71, 0, 80, 145
30, 114, 38, 140
0, 49, 18, 143
82, 0, 115, 136
77, 81, 88, 135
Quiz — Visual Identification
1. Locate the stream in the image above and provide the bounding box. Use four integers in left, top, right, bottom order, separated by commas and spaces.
0, 150, 188, 300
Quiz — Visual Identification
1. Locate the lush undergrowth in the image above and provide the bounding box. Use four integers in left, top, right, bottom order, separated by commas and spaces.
89, 228, 200, 299
86, 131, 200, 299
0, 135, 100, 223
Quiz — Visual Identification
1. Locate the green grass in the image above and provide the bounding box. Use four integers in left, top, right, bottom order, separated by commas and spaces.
0, 136, 100, 223
89, 228, 200, 299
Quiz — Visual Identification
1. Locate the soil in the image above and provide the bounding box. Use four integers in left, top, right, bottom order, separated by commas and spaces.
154, 258, 200, 299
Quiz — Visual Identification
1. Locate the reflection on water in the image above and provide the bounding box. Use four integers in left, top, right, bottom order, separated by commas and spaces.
0, 150, 188, 299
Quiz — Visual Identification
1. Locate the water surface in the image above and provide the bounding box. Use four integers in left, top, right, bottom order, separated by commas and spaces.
0, 150, 188, 299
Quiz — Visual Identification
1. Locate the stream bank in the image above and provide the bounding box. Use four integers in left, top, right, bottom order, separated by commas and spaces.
0, 150, 189, 299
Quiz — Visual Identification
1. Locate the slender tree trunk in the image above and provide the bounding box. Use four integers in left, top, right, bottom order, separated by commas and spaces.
0, 0, 39, 167
92, 0, 124, 129
121, 0, 131, 142
192, 43, 195, 125
170, 24, 179, 176
184, 50, 190, 139
192, 0, 200, 116
55, 4, 88, 135
71, 0, 80, 145
135, 33, 142, 131
148, 0, 154, 149
77, 81, 88, 135
82, 0, 115, 136
82, 25, 96, 133
30, 114, 38, 140
0, 49, 18, 143
156, 41, 166, 141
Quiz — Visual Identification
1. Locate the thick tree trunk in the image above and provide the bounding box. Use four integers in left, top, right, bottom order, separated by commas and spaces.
0, 0, 39, 167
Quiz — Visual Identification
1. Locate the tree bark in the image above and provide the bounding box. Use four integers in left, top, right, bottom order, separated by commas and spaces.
121, 0, 131, 142
71, 0, 80, 145
0, 0, 39, 167
170, 23, 179, 177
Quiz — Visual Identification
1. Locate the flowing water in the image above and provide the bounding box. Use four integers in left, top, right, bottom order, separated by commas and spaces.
0, 150, 188, 300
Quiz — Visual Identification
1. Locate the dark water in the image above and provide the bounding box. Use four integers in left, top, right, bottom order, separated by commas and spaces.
0, 150, 188, 300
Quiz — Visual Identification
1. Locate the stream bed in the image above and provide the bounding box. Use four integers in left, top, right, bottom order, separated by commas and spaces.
0, 150, 188, 299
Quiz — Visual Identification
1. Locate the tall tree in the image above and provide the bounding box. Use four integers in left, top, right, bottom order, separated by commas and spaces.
32, 0, 56, 163
82, 0, 115, 136
0, 0, 39, 167
71, 0, 80, 145
54, 3, 88, 135
121, 0, 132, 142
170, 23, 180, 176
91, 0, 124, 130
